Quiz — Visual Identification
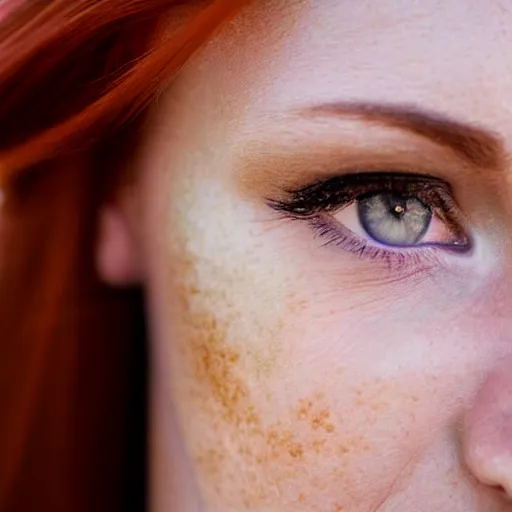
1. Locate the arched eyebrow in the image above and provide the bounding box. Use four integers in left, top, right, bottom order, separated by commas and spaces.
295, 101, 505, 169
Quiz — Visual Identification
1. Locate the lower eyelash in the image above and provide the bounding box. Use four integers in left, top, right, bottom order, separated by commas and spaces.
308, 214, 442, 271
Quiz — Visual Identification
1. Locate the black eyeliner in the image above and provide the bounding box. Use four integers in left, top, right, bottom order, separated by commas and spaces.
267, 172, 451, 218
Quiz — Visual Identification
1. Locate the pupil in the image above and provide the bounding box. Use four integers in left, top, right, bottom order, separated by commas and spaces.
390, 200, 406, 218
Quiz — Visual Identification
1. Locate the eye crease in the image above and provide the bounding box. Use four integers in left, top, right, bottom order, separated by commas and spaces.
267, 172, 471, 265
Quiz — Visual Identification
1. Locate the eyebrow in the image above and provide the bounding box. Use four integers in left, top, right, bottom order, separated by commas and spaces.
296, 101, 504, 168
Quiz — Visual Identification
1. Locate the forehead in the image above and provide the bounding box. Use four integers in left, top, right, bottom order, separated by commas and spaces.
192, 0, 512, 136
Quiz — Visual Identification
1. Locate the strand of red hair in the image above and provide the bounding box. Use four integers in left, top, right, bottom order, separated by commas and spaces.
0, 1, 248, 510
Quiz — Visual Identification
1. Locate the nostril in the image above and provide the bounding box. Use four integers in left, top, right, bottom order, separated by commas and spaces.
490, 484, 507, 496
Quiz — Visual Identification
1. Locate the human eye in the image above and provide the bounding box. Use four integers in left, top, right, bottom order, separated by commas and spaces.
266, 172, 471, 266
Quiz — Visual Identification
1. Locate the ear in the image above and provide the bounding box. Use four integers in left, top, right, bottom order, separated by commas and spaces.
96, 203, 143, 286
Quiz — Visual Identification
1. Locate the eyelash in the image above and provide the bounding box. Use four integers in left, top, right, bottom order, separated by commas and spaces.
267, 172, 471, 267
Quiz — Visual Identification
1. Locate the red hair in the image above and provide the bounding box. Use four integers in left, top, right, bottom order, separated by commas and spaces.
0, 1, 247, 510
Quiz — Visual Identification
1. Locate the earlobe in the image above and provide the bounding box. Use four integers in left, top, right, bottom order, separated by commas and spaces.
96, 205, 142, 286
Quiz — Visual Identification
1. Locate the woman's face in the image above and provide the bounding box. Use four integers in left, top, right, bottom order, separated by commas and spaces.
121, 0, 512, 510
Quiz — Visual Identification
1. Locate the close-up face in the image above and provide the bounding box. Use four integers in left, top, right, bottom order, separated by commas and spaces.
120, 1, 512, 510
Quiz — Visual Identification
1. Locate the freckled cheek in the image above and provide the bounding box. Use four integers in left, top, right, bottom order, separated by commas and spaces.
165, 288, 437, 511
160, 237, 474, 509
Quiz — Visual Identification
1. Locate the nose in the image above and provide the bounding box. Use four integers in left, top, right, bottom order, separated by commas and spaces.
463, 356, 512, 498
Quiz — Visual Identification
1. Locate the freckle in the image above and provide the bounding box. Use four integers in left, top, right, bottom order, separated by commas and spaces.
189, 285, 201, 295
297, 398, 314, 420
288, 443, 304, 459
312, 439, 327, 453
311, 409, 335, 432
370, 401, 389, 412
267, 429, 279, 446
338, 444, 350, 455
298, 493, 306, 503
246, 405, 261, 427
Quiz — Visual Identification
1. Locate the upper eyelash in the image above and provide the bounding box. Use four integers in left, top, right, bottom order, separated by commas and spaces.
267, 172, 454, 218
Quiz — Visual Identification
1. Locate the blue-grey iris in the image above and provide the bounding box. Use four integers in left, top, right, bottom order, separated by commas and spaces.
357, 193, 432, 246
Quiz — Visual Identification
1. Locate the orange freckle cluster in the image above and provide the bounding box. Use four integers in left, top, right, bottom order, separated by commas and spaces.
196, 327, 244, 414
266, 428, 306, 461
288, 444, 305, 459
297, 398, 313, 420
296, 398, 336, 433
183, 299, 252, 427
311, 410, 336, 433
172, 258, 359, 510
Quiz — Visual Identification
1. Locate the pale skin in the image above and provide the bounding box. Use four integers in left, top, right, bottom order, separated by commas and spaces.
96, 0, 512, 510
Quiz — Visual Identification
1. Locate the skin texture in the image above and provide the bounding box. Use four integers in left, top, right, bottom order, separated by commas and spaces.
99, 0, 512, 510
